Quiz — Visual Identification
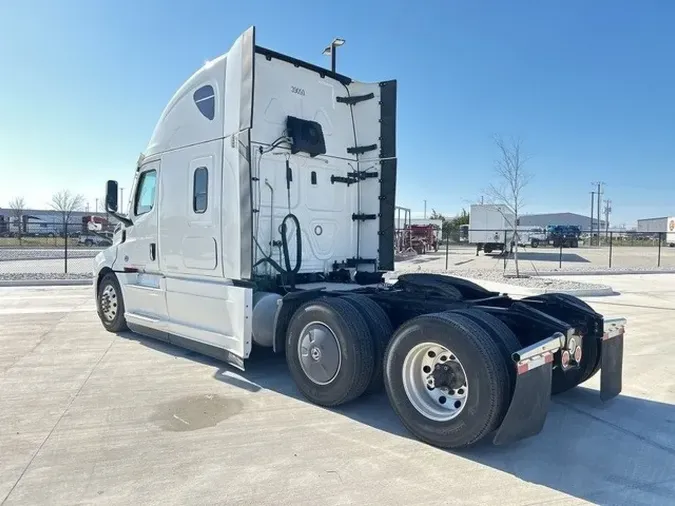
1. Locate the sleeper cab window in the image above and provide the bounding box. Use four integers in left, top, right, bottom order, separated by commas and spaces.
134, 170, 157, 216
193, 167, 208, 213
193, 85, 215, 120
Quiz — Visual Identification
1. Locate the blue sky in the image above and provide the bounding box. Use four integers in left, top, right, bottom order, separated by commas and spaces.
1, 0, 673, 226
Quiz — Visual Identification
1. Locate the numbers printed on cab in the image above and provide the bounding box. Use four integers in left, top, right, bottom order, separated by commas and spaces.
291, 86, 306, 96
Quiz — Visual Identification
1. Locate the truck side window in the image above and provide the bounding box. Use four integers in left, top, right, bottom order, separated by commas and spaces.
134, 170, 157, 216
193, 167, 208, 213
193, 85, 215, 120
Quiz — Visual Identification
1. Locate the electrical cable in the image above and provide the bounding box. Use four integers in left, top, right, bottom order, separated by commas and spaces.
252, 148, 302, 289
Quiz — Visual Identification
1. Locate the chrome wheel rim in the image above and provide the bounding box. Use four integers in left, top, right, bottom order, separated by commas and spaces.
402, 342, 469, 421
100, 284, 118, 321
297, 322, 341, 385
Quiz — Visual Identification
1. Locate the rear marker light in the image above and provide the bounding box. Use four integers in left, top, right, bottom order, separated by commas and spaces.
573, 346, 582, 363
561, 350, 570, 368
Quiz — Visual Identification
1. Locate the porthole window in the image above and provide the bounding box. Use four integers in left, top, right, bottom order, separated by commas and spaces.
193, 85, 215, 120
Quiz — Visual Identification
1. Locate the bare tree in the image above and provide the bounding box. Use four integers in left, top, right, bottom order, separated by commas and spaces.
8, 197, 26, 244
49, 190, 85, 237
486, 135, 533, 277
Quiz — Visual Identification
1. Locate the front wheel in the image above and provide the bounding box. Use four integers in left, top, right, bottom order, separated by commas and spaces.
97, 273, 128, 332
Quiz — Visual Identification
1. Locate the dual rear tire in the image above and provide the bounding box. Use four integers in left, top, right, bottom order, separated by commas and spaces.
286, 297, 520, 449
285, 295, 393, 407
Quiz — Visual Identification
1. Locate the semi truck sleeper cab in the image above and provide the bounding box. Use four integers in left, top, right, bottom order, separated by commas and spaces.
94, 26, 626, 449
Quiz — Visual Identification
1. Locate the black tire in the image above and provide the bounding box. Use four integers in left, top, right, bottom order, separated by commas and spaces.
286, 297, 375, 407
85, 239, 93, 246
571, 239, 579, 248
96, 272, 128, 332
531, 239, 539, 248
342, 294, 393, 393
397, 273, 492, 300
394, 273, 463, 301
383, 312, 510, 449
448, 309, 520, 389
483, 245, 493, 254
529, 293, 600, 394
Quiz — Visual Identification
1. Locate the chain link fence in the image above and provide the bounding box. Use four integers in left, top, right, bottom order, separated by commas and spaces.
410, 229, 675, 274
2, 223, 674, 281
0, 221, 116, 281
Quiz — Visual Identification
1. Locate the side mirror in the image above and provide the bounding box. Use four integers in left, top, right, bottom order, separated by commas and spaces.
106, 180, 119, 212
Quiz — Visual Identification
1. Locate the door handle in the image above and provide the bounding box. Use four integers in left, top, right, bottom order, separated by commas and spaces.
150, 243, 156, 261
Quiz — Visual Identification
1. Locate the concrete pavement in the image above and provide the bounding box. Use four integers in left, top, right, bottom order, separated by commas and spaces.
1, 276, 675, 505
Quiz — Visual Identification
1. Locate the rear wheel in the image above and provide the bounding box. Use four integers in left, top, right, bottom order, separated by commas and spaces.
448, 309, 520, 389
531, 238, 539, 248
97, 273, 128, 332
383, 312, 510, 449
286, 297, 375, 407
394, 273, 463, 301
341, 294, 393, 393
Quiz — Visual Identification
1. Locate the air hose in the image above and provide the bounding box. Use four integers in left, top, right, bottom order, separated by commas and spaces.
253, 213, 302, 289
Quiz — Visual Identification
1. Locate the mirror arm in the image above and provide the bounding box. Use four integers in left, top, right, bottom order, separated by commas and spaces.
106, 208, 133, 227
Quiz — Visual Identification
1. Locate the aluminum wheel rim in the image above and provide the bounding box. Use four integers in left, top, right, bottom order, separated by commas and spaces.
297, 322, 342, 385
402, 342, 469, 422
100, 284, 118, 321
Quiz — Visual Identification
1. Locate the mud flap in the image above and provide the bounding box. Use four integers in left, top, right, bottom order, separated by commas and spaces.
493, 356, 553, 446
599, 318, 626, 401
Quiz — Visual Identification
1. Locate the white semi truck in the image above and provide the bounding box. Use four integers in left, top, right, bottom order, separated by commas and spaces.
94, 27, 626, 449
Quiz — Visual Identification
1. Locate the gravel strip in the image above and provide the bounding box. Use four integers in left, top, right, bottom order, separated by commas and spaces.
390, 266, 610, 292
519, 265, 675, 276
0, 249, 101, 262
0, 272, 93, 281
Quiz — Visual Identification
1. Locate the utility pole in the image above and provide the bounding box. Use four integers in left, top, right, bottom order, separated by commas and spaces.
590, 191, 595, 244
604, 199, 612, 237
424, 200, 427, 219
120, 187, 125, 214
95, 198, 99, 213
592, 182, 604, 245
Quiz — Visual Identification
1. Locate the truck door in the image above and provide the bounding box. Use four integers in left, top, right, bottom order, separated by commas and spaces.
118, 160, 168, 328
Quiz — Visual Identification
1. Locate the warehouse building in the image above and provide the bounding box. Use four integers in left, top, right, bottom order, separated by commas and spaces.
518, 212, 605, 231
0, 208, 108, 236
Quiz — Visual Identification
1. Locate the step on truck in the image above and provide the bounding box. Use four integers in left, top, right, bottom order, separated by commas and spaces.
94, 27, 626, 449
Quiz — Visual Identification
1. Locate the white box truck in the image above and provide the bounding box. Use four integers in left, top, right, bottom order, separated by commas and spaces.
93, 26, 626, 449
468, 204, 517, 254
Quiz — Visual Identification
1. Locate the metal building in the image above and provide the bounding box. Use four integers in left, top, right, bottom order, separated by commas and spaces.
518, 212, 605, 231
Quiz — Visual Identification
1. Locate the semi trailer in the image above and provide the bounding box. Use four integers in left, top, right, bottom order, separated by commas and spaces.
94, 27, 626, 449
468, 204, 516, 254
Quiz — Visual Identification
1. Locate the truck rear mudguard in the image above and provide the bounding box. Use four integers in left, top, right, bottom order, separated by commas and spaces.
493, 316, 625, 445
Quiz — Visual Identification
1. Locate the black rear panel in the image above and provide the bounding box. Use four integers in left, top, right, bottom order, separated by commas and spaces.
378, 80, 397, 271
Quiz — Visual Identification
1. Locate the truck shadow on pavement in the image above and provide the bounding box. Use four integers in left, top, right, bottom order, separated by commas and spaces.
499, 251, 591, 263
119, 332, 675, 504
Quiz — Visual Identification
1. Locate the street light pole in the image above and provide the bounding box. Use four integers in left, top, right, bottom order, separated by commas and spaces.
322, 38, 345, 73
